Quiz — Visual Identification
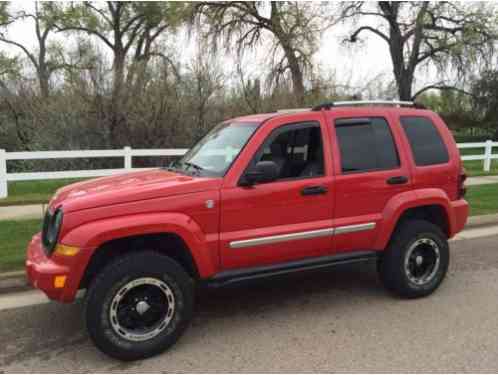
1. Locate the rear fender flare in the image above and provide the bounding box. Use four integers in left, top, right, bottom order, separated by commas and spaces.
374, 189, 453, 250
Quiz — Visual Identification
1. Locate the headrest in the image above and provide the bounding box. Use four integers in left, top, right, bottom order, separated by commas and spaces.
291, 129, 311, 147
270, 142, 284, 156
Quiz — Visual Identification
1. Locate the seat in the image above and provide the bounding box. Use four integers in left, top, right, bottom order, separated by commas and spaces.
299, 145, 324, 177
269, 143, 287, 177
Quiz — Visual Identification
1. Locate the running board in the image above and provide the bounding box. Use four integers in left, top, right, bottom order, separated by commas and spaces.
204, 251, 379, 288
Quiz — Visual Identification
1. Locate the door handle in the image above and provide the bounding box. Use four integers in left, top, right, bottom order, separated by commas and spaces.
386, 176, 408, 185
301, 185, 328, 196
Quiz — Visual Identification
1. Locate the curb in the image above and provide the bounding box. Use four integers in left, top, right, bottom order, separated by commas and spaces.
0, 270, 31, 294
465, 213, 498, 229
0, 213, 497, 296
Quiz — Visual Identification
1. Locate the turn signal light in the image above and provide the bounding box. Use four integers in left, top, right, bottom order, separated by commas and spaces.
54, 244, 80, 256
54, 275, 67, 288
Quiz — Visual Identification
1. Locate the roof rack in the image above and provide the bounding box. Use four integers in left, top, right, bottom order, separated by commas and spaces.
311, 100, 426, 111
276, 108, 311, 113
276, 100, 426, 114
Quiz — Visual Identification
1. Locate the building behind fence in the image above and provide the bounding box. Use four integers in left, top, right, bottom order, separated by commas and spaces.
1, 141, 497, 199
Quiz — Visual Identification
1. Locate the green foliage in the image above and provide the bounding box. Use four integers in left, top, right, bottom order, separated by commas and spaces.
0, 52, 20, 79
472, 70, 498, 125
0, 2, 9, 25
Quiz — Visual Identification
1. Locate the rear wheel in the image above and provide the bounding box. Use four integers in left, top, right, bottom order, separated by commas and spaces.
378, 220, 449, 298
85, 251, 194, 361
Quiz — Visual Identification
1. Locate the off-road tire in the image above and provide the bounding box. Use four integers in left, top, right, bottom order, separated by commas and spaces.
84, 251, 194, 361
378, 220, 449, 298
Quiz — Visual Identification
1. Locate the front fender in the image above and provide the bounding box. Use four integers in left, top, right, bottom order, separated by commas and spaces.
374, 189, 454, 250
60, 212, 218, 278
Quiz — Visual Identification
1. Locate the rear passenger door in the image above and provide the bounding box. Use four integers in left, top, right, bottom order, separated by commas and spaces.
327, 114, 412, 254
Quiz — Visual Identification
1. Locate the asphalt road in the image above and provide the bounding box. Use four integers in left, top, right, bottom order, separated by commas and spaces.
1, 233, 498, 372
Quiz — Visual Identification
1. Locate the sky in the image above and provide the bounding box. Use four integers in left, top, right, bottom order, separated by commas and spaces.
2, 1, 438, 98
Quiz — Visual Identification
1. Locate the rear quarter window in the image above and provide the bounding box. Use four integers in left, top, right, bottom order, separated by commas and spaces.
400, 116, 449, 166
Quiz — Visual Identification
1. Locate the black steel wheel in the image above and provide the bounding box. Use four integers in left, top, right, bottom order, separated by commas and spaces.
85, 251, 194, 361
378, 220, 449, 298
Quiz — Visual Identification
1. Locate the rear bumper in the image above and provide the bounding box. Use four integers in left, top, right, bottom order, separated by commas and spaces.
450, 199, 469, 237
25, 234, 78, 302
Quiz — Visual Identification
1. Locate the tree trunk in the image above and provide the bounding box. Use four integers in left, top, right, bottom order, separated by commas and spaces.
389, 42, 413, 100
109, 50, 126, 147
396, 73, 413, 101
38, 69, 50, 98
283, 45, 305, 106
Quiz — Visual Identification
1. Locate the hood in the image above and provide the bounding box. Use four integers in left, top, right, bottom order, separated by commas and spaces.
49, 169, 222, 213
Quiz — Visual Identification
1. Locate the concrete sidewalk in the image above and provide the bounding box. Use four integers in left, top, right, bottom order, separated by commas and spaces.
0, 175, 496, 221
466, 175, 498, 186
0, 204, 46, 221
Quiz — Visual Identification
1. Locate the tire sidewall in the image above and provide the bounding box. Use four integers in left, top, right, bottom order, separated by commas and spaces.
85, 254, 194, 360
380, 220, 450, 298
400, 229, 449, 294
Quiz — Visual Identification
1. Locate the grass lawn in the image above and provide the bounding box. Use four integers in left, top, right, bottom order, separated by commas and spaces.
466, 183, 498, 216
0, 219, 41, 272
0, 179, 85, 206
0, 183, 496, 272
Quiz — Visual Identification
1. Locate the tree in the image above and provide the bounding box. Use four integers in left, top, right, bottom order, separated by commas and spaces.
472, 70, 498, 140
346, 2, 496, 100
55, 1, 186, 145
196, 1, 331, 106
0, 2, 66, 98
57, 2, 184, 97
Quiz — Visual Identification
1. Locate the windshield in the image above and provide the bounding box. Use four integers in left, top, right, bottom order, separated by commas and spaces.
171, 122, 259, 177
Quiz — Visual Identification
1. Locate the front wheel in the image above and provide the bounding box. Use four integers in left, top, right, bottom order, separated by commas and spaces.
85, 252, 194, 361
378, 220, 449, 298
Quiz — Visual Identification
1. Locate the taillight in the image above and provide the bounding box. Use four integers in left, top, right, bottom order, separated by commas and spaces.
458, 167, 467, 199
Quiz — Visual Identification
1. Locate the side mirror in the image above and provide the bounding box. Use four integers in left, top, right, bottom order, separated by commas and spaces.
241, 161, 279, 186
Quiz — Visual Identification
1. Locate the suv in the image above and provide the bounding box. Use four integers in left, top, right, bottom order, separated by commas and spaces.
26, 101, 468, 360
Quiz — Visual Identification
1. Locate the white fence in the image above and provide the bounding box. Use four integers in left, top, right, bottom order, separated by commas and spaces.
0, 141, 497, 199
0, 147, 188, 198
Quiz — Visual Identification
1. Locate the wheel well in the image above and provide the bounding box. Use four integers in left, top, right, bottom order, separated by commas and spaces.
79, 233, 199, 290
396, 205, 449, 238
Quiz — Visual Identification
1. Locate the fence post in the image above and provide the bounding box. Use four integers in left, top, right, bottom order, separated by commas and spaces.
0, 149, 7, 199
124, 146, 132, 171
484, 140, 493, 172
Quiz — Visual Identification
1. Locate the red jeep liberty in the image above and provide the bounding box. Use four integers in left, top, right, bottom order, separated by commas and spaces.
26, 101, 469, 360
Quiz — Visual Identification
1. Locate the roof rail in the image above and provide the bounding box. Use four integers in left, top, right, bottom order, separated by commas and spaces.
276, 108, 311, 113
311, 100, 426, 111
277, 100, 426, 113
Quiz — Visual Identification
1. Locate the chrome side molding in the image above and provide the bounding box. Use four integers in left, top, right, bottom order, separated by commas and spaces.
229, 222, 376, 249
334, 222, 376, 235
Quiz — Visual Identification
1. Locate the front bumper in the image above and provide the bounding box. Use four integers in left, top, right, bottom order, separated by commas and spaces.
25, 233, 78, 302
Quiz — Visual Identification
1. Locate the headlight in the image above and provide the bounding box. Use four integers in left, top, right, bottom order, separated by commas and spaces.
42, 208, 63, 255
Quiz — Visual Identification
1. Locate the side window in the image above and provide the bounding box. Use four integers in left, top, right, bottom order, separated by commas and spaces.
335, 117, 400, 173
254, 123, 324, 181
400, 116, 449, 166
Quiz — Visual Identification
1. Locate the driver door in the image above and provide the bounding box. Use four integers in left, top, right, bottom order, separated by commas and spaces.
219, 116, 335, 270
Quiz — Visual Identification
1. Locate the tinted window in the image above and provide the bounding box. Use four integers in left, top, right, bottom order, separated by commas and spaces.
400, 116, 449, 166
335, 117, 399, 173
